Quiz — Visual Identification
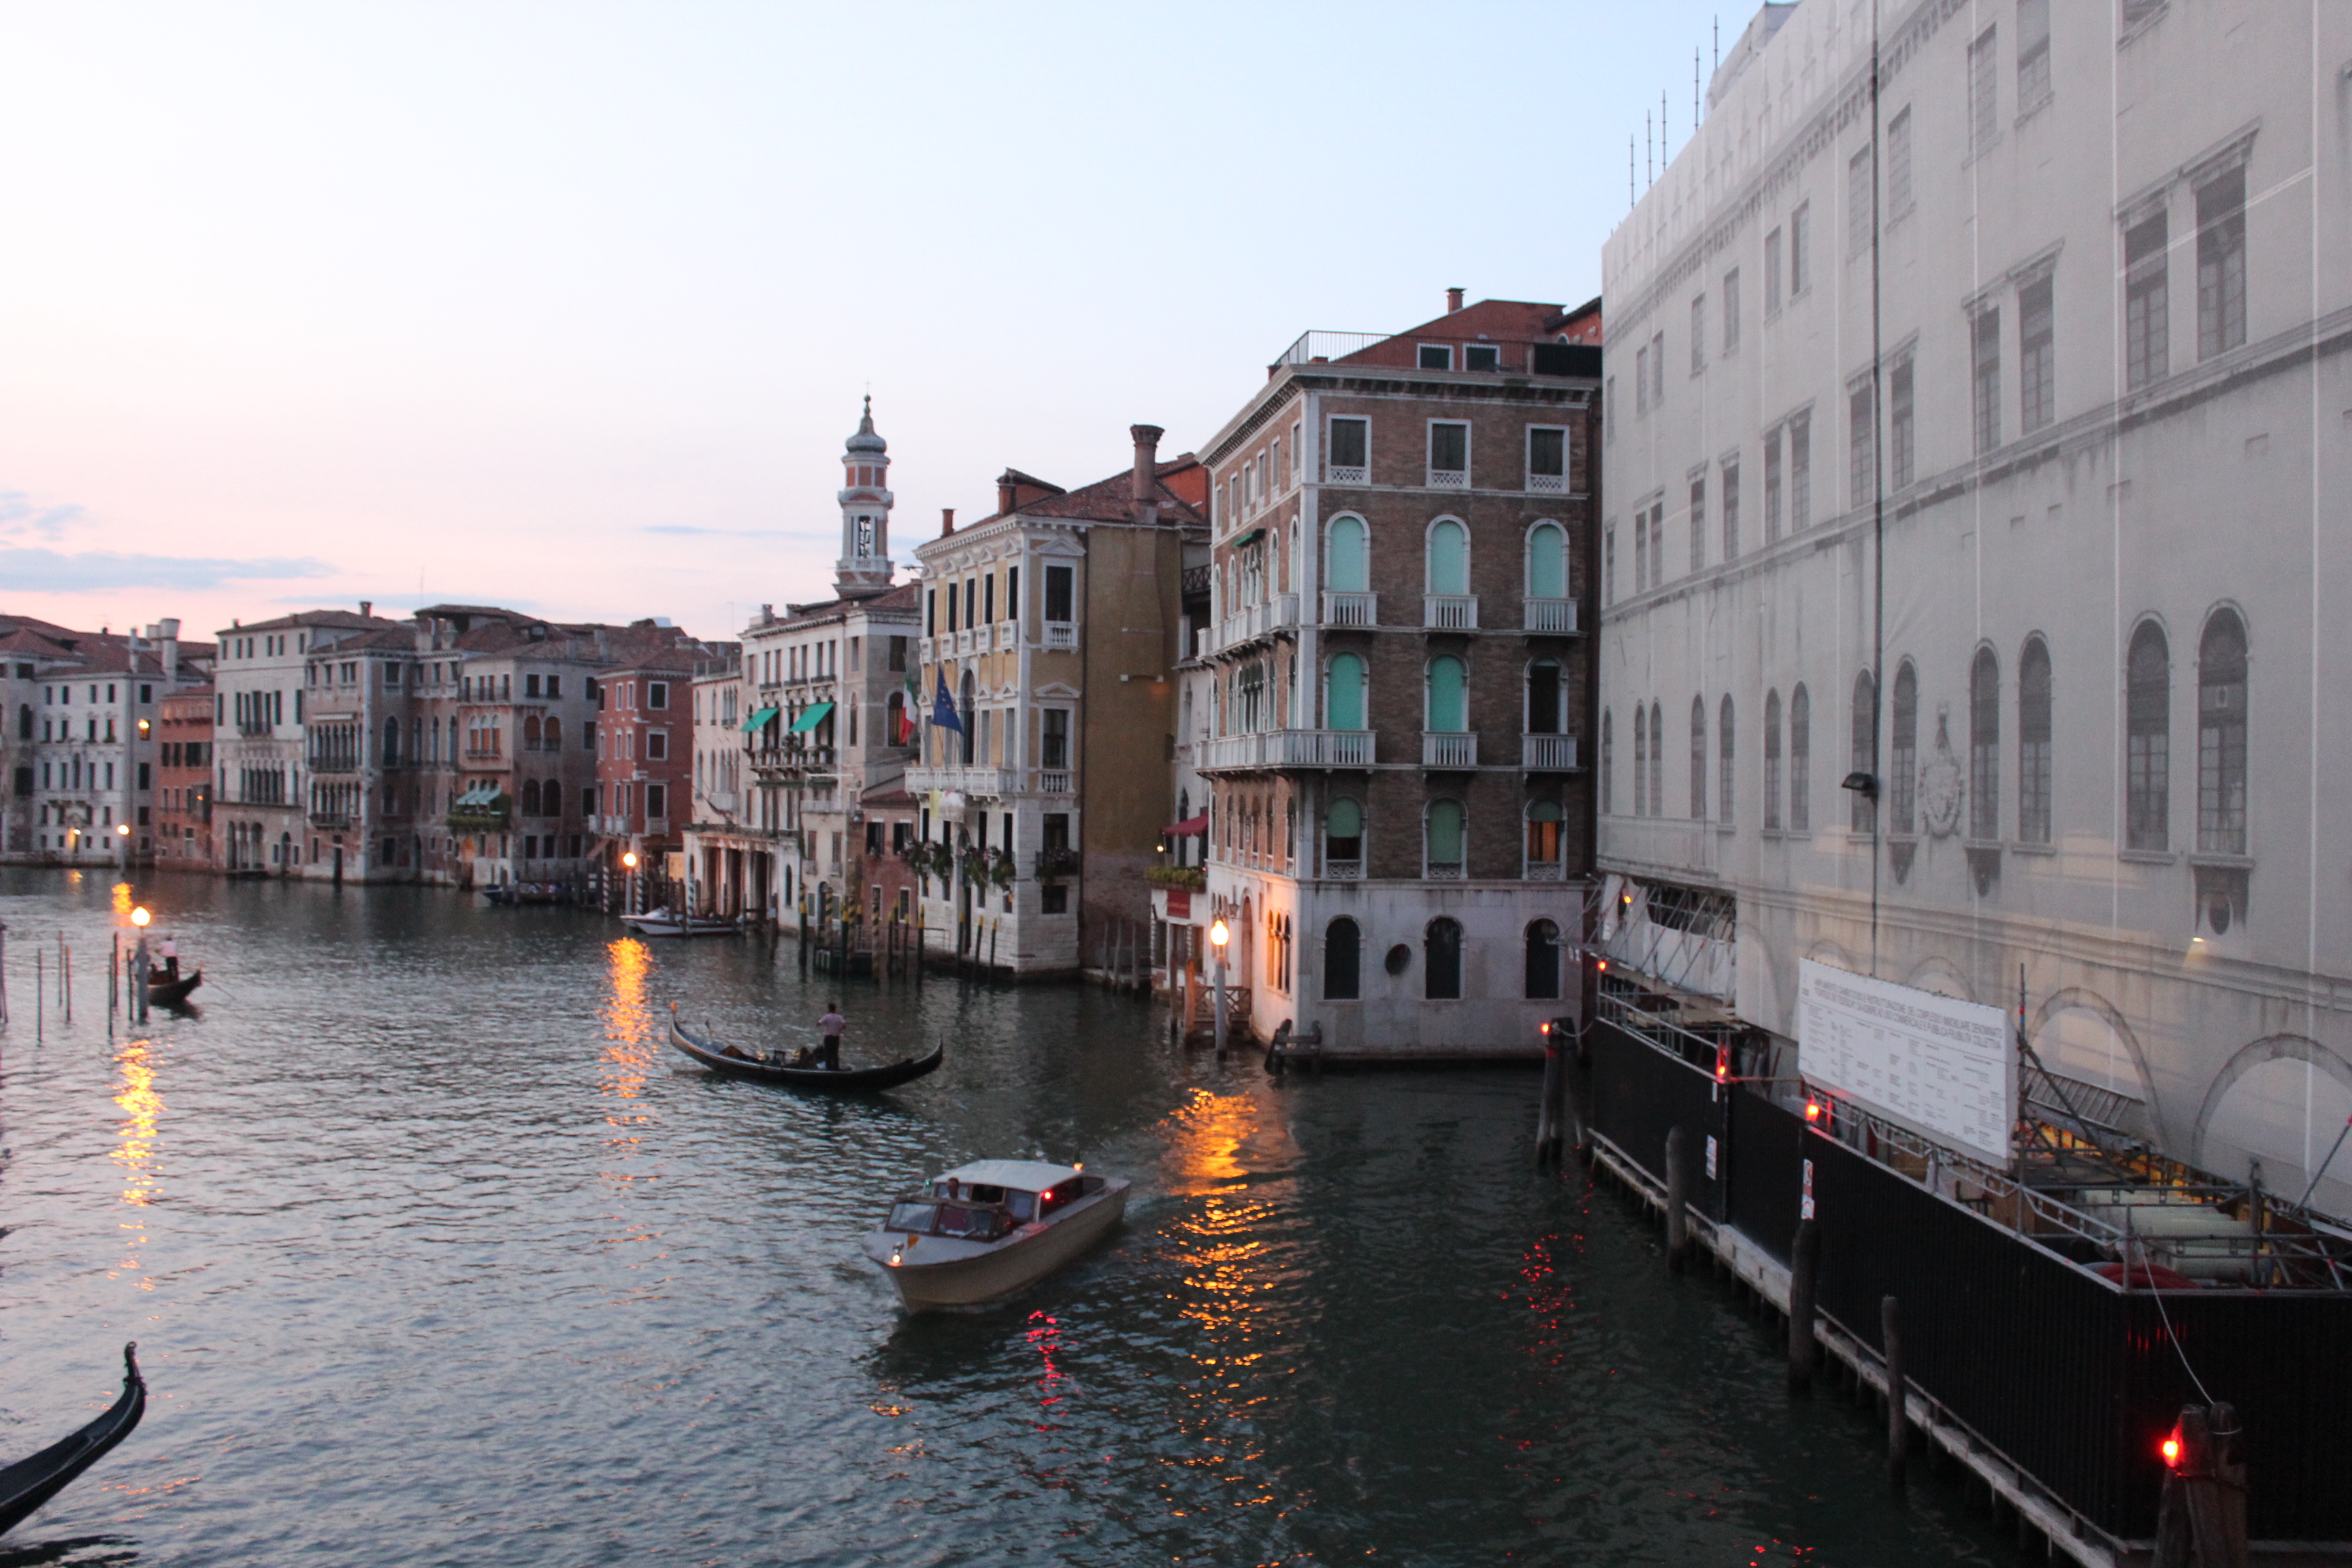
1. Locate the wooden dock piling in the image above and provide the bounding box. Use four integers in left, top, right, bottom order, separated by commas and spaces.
1787, 1217, 1819, 1392
1664, 1125, 1689, 1270
1883, 1294, 1907, 1486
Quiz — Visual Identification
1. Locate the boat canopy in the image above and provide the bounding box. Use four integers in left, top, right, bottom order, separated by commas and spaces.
788, 702, 835, 734
742, 706, 779, 733
934, 1159, 1077, 1194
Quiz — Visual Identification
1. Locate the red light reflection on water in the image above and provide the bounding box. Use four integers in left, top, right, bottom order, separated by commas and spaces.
1026, 1309, 1064, 1429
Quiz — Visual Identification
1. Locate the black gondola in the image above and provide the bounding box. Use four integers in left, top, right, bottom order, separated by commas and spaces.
0, 1343, 146, 1537
666, 1009, 943, 1092
146, 968, 202, 1007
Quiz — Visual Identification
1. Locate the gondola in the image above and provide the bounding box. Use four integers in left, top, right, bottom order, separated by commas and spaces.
666, 1008, 943, 1092
146, 968, 202, 1007
0, 1343, 146, 1537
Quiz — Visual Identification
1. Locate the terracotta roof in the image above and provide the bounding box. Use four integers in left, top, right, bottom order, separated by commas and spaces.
214, 608, 402, 636
953, 453, 1209, 533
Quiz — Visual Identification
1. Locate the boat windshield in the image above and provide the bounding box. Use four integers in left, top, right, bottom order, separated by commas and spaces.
934, 1205, 1011, 1241
1006, 1191, 1036, 1222
887, 1202, 936, 1232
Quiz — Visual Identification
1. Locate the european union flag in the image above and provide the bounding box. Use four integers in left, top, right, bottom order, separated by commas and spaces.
931, 669, 962, 732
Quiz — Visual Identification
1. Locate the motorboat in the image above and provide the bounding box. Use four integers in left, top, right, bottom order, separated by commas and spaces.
666, 1009, 943, 1092
864, 1160, 1128, 1310
618, 908, 736, 938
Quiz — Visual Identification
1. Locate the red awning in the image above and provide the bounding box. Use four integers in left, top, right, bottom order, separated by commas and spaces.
1164, 814, 1209, 838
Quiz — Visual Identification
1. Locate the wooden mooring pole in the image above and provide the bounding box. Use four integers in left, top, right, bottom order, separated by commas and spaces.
1882, 1294, 1908, 1486
1664, 1125, 1690, 1270
1787, 1218, 1820, 1392
2153, 1403, 2249, 1568
1534, 1030, 1565, 1167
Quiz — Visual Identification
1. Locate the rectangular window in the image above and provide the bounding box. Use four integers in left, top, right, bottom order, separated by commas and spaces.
1720, 457, 1740, 560
1691, 295, 1706, 372
1649, 331, 1665, 408
1788, 410, 1810, 530
1328, 416, 1369, 476
1765, 227, 1783, 314
983, 573, 995, 625
1045, 564, 1075, 623
1888, 109, 1913, 220
1603, 523, 1616, 603
2196, 166, 2247, 359
1418, 344, 1452, 370
525, 673, 540, 697
2019, 274, 2055, 434
1722, 268, 1742, 353
2125, 210, 2170, 389
1688, 477, 1706, 573
1041, 708, 1069, 769
1970, 27, 1999, 157
647, 681, 668, 709
1849, 383, 1876, 510
1789, 203, 1811, 295
1465, 344, 1499, 372
1005, 566, 1018, 619
1635, 344, 1650, 414
1428, 421, 1468, 480
963, 578, 977, 630
889, 635, 908, 671
646, 784, 666, 819
1972, 308, 2003, 453
647, 730, 668, 760
926, 589, 936, 635
1527, 426, 1566, 491
1891, 355, 1916, 487
1848, 145, 1874, 259
2018, 0, 2051, 112
1763, 428, 1783, 544
1633, 504, 1648, 591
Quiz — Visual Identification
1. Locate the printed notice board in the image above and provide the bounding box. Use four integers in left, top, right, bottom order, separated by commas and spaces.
1796, 960, 2016, 1164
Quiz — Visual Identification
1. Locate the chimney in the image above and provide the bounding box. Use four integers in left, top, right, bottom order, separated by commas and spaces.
941, 507, 956, 536
360, 600, 373, 619
998, 474, 1016, 514
1446, 287, 1465, 314
1130, 424, 1164, 501
158, 617, 180, 682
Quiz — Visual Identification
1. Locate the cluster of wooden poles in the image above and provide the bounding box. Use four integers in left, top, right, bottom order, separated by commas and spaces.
0, 928, 153, 1046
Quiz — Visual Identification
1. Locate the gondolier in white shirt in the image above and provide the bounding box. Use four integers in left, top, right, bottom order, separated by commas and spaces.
158, 939, 180, 983
817, 1004, 845, 1070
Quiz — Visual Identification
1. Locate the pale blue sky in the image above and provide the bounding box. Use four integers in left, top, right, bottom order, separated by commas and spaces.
0, 0, 1730, 641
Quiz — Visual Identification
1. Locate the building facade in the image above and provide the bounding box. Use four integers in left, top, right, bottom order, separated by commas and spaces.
906, 425, 1208, 976
156, 684, 215, 866
214, 608, 402, 875
1193, 295, 1603, 1047
1599, 0, 2352, 1216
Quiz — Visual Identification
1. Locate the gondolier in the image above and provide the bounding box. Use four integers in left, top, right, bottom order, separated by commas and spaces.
818, 1004, 845, 1070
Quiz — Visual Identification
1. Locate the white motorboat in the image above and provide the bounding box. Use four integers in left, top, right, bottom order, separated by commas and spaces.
863, 1159, 1129, 1310
617, 908, 737, 938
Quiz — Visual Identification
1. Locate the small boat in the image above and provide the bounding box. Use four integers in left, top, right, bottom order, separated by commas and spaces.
666, 1009, 943, 1091
621, 908, 737, 938
0, 1343, 147, 1537
146, 968, 202, 1007
485, 883, 568, 907
864, 1160, 1129, 1310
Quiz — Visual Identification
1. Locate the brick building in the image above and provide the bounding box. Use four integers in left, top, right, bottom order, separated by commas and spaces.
1192, 293, 1603, 1048
155, 684, 215, 866
590, 650, 700, 907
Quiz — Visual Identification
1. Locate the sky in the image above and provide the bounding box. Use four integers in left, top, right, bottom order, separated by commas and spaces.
1, 0, 1731, 646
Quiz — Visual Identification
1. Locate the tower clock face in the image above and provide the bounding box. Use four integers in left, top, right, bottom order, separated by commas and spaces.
856, 516, 875, 557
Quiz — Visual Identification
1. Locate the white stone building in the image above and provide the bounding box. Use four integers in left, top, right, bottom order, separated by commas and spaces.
1599, 0, 2352, 1215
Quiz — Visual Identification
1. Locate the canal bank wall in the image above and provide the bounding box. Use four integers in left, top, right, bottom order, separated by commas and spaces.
1582, 1011, 2352, 1567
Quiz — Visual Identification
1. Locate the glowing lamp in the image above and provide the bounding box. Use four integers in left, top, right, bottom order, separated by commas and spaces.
137, 719, 150, 734
117, 823, 131, 836
2161, 1433, 2182, 1467
1073, 1162, 1083, 1172
1209, 919, 1228, 949
1805, 1100, 1824, 1123
1540, 1019, 1552, 1036
1595, 958, 1610, 973
1714, 1044, 1731, 1083
622, 851, 639, 868
131, 907, 151, 928
889, 1248, 902, 1267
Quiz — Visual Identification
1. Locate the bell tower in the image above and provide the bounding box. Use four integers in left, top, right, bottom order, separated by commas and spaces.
836, 395, 895, 598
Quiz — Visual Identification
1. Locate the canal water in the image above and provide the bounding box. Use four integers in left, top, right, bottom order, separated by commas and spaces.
0, 868, 2013, 1567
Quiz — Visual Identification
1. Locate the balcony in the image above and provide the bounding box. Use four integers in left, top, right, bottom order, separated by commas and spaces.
903, 764, 1017, 798
1321, 591, 1377, 627
1325, 463, 1368, 486
1521, 734, 1578, 770
308, 755, 359, 774
1213, 593, 1298, 654
1322, 857, 1362, 881
1044, 621, 1077, 650
1426, 467, 1469, 491
1197, 729, 1375, 772
1523, 598, 1578, 634
1528, 471, 1567, 495
1422, 732, 1477, 768
1037, 769, 1073, 794
308, 811, 351, 830
1424, 595, 1479, 630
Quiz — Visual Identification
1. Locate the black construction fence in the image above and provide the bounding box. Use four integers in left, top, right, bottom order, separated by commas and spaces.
1586, 1013, 2352, 1547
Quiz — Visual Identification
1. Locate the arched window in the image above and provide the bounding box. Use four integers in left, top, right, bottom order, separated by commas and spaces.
1326, 652, 1367, 730
1425, 917, 1464, 999
1326, 515, 1369, 593
1788, 683, 1810, 832
383, 716, 400, 765
1850, 670, 1877, 832
1526, 521, 1568, 600
1426, 656, 1467, 732
1718, 696, 1736, 826
2127, 622, 2170, 851
1426, 798, 1465, 876
958, 672, 977, 764
1891, 661, 1918, 833
524, 714, 542, 751
1633, 703, 1648, 816
1324, 917, 1361, 1000
1763, 689, 1782, 829
522, 779, 542, 817
1325, 796, 1364, 875
1239, 660, 1267, 732
1525, 919, 1562, 1000
2019, 638, 2052, 843
1526, 799, 1563, 872
1654, 701, 1671, 813
1601, 708, 1614, 814
1690, 696, 1708, 819
1426, 518, 1469, 596
1970, 648, 1999, 840
1526, 658, 1563, 733
2198, 609, 2247, 853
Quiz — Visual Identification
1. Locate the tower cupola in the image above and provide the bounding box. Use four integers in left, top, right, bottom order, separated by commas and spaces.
835, 395, 895, 598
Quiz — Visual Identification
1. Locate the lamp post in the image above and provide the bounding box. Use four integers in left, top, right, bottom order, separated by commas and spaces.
116, 820, 131, 874
129, 904, 151, 1023
1209, 917, 1230, 1060
621, 849, 639, 915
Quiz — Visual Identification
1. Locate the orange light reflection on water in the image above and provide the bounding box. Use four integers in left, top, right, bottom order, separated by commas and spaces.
598, 938, 657, 1127
112, 1038, 163, 1289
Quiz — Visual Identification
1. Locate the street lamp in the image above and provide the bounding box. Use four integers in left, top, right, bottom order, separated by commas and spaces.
116, 821, 131, 872
1209, 917, 1230, 1059
621, 851, 640, 915
131, 906, 151, 928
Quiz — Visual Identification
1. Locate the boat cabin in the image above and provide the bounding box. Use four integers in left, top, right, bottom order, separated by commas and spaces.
884, 1160, 1105, 1242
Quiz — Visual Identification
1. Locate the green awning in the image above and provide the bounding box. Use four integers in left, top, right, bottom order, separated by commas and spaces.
788, 701, 835, 734
742, 706, 779, 733
1229, 527, 1264, 549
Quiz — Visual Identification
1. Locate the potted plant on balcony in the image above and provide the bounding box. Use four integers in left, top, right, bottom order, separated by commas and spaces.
1033, 845, 1081, 885
988, 847, 1016, 889
1145, 862, 1206, 892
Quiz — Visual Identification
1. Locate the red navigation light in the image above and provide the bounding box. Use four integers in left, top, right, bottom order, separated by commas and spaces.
1539, 1019, 1552, 1036
2161, 1432, 2182, 1467
1714, 1044, 1731, 1083
1804, 1100, 1823, 1124
1595, 958, 1610, 973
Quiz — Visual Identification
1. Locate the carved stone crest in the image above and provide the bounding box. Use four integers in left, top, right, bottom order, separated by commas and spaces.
1919, 704, 1963, 838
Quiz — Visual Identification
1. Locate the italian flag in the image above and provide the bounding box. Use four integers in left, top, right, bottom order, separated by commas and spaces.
898, 674, 919, 745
